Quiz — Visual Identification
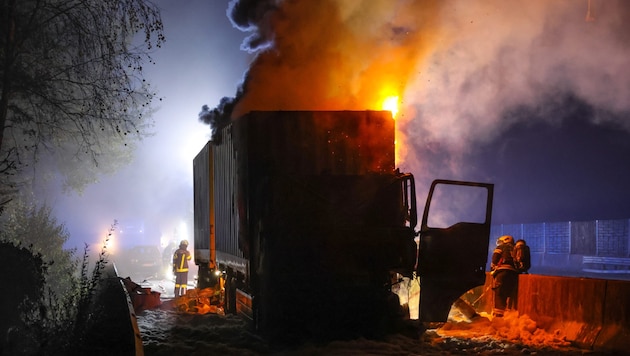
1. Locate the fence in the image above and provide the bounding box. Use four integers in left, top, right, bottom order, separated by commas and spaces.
489, 219, 630, 279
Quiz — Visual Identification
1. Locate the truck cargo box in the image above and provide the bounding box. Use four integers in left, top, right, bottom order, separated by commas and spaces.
194, 110, 401, 271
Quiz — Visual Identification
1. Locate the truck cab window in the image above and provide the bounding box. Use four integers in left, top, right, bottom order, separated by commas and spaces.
426, 183, 489, 229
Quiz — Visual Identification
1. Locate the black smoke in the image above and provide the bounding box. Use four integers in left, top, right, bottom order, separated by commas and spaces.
227, 0, 278, 53
198, 0, 279, 136
198, 96, 236, 143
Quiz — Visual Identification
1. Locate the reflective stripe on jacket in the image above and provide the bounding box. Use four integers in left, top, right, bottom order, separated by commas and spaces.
173, 248, 191, 272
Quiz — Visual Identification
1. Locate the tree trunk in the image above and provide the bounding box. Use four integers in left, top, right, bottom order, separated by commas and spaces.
0, 0, 17, 152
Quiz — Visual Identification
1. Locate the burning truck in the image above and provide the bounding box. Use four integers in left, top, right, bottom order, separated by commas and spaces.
193, 110, 493, 339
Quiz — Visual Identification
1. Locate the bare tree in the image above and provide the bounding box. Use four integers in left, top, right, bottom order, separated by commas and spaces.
0, 0, 164, 207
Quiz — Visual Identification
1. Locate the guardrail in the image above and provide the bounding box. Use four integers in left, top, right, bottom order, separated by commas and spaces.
109, 263, 145, 356
582, 256, 630, 273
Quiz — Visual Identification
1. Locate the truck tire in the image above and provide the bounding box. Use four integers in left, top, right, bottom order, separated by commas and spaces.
224, 267, 237, 314
197, 265, 218, 290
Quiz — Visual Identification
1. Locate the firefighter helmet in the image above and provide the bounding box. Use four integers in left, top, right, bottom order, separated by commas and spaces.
498, 235, 514, 245
179, 239, 189, 247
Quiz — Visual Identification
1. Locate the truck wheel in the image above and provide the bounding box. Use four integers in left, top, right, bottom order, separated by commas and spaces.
197, 265, 219, 290
225, 267, 237, 314
197, 265, 210, 289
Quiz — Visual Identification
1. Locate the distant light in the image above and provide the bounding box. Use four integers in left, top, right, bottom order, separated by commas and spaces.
103, 231, 117, 255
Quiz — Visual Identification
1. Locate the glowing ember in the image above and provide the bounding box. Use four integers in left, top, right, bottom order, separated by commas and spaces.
382, 96, 399, 119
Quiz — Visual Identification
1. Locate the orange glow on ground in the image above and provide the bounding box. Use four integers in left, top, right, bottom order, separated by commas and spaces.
174, 287, 225, 315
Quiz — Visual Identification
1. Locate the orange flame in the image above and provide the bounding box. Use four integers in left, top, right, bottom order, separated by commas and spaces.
378, 93, 408, 166
382, 95, 399, 119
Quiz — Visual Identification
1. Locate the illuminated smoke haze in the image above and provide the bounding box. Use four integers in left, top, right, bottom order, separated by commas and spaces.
50, 1, 250, 250
47, 0, 630, 251
209, 0, 630, 223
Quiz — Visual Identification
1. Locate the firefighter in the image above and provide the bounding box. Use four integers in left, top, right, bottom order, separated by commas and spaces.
172, 239, 192, 298
490, 235, 518, 317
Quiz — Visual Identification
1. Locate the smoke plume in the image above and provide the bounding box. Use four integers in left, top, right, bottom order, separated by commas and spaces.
204, 0, 630, 185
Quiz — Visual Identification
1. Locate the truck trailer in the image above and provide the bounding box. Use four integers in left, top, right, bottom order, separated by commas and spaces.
193, 110, 493, 339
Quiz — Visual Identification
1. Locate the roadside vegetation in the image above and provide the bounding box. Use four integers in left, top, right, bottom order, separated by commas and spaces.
0, 197, 116, 355
0, 1, 165, 353
0, 1, 164, 351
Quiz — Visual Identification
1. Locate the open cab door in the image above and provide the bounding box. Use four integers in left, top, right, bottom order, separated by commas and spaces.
416, 180, 494, 322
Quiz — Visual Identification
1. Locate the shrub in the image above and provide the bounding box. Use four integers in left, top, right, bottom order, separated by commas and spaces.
0, 199, 115, 355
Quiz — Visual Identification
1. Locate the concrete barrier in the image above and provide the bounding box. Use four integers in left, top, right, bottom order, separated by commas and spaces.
108, 263, 145, 356
595, 279, 630, 351
517, 274, 605, 349
471, 273, 630, 352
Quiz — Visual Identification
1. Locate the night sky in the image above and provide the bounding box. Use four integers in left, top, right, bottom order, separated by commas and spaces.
445, 95, 630, 224
47, 0, 630, 250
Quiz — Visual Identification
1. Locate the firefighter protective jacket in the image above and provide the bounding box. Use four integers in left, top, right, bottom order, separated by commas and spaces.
491, 243, 517, 273
173, 248, 191, 273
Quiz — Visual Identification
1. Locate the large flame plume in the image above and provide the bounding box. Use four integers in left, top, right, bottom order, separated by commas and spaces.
229, 1, 438, 117
202, 0, 630, 178
201, 0, 442, 163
